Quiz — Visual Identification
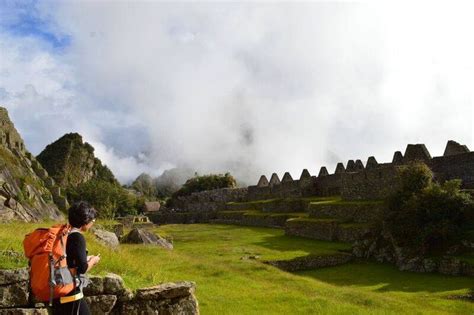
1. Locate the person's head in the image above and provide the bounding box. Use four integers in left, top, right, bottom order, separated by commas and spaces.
68, 201, 97, 231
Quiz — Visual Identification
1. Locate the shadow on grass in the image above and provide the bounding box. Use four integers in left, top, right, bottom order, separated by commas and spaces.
253, 233, 351, 256
295, 261, 474, 293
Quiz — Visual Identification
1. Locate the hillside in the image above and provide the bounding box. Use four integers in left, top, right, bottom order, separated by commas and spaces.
36, 133, 118, 190
0, 107, 63, 221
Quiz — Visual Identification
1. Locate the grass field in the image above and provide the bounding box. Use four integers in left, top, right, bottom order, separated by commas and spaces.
1, 222, 473, 314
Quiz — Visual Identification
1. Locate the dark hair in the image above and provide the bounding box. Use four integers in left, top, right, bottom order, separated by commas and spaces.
68, 201, 97, 228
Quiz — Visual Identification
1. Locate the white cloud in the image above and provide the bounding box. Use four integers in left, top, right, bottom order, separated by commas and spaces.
1, 2, 473, 185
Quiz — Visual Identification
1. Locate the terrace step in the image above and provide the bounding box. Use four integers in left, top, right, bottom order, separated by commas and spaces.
308, 200, 385, 223
284, 217, 372, 242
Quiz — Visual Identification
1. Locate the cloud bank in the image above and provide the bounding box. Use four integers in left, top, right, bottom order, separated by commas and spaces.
0, 2, 473, 184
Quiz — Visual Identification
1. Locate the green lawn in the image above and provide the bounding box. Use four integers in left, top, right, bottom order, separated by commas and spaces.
1, 222, 473, 314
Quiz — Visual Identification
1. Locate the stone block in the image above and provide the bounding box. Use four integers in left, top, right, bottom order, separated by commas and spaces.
85, 295, 117, 315
83, 275, 104, 296
0, 268, 28, 285
0, 308, 48, 315
0, 281, 29, 307
135, 281, 196, 300
103, 274, 125, 295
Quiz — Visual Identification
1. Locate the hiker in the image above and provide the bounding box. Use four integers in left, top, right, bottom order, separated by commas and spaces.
52, 201, 100, 315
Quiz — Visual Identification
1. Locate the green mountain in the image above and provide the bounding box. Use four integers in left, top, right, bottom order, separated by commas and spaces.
37, 133, 118, 190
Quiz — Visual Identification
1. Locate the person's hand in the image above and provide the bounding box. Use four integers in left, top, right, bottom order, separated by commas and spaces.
88, 255, 100, 266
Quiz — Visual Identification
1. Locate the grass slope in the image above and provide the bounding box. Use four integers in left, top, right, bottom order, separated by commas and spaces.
0, 222, 473, 314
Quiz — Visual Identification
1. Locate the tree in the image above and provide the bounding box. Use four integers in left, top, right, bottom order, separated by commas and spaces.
384, 162, 474, 255
67, 179, 144, 219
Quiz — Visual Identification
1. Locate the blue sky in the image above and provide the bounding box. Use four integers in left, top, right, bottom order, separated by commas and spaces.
1, 1, 70, 49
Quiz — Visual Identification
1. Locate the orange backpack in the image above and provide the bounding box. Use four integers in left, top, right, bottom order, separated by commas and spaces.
23, 224, 76, 304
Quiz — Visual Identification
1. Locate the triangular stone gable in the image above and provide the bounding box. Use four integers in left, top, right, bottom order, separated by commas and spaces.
346, 160, 356, 172
355, 159, 364, 171
318, 167, 329, 177
335, 163, 345, 174
269, 173, 280, 185
257, 175, 269, 187
404, 144, 432, 163
392, 151, 404, 165
443, 140, 470, 156
300, 169, 311, 180
281, 172, 293, 183
366, 156, 378, 169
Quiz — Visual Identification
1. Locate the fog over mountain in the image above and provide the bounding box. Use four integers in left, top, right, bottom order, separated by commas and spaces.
0, 2, 472, 184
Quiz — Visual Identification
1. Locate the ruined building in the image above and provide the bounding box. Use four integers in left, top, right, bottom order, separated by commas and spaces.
248, 140, 474, 201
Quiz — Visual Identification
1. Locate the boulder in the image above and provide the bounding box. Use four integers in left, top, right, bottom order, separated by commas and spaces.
122, 228, 173, 250
92, 228, 120, 249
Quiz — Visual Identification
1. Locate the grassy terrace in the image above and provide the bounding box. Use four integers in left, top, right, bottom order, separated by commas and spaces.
226, 196, 340, 207
1, 222, 473, 314
218, 210, 309, 218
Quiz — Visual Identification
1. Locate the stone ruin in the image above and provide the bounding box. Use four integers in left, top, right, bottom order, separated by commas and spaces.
245, 140, 474, 201
156, 140, 474, 214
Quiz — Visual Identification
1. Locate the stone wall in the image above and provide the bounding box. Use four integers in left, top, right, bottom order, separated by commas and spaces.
340, 166, 401, 200
429, 152, 474, 189
167, 140, 473, 213
225, 198, 308, 213
308, 201, 386, 223
352, 236, 474, 277
171, 188, 248, 212
247, 178, 316, 201
0, 268, 199, 315
284, 218, 372, 242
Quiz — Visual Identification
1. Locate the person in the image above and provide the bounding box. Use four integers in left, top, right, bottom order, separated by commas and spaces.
52, 201, 101, 315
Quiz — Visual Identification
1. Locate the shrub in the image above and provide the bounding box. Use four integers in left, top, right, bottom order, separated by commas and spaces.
384, 162, 474, 255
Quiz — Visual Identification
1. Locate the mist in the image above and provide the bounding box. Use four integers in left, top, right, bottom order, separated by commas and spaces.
1, 2, 473, 184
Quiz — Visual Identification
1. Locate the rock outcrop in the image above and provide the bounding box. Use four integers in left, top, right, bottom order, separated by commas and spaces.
92, 228, 120, 249
0, 107, 63, 221
122, 228, 173, 250
0, 269, 199, 315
